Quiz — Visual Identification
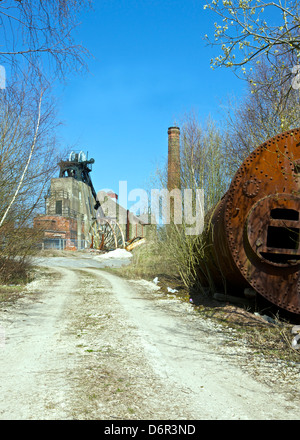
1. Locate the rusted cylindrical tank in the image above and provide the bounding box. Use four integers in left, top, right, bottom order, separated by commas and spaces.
202, 128, 300, 315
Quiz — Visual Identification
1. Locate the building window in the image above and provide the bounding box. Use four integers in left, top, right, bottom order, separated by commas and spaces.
56, 200, 62, 215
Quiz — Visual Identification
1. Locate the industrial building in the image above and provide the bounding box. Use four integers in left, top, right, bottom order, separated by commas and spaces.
34, 126, 180, 251
34, 151, 151, 251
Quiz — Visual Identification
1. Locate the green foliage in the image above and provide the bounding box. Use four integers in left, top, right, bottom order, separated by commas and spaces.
204, 0, 300, 78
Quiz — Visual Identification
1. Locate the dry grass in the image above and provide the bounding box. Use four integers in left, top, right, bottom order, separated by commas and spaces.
0, 257, 34, 285
115, 240, 179, 281
0, 284, 25, 304
193, 302, 300, 364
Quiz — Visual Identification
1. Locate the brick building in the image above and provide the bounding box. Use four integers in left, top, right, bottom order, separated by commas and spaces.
34, 151, 153, 250
34, 153, 97, 250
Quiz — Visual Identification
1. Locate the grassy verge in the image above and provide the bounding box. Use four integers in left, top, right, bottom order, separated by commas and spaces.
114, 240, 179, 281
0, 284, 25, 304
0, 256, 35, 285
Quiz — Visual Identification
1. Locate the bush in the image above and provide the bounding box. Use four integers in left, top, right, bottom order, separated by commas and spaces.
0, 256, 33, 284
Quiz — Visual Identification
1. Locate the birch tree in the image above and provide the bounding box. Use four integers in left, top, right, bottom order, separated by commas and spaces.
0, 81, 61, 282
0, 90, 44, 228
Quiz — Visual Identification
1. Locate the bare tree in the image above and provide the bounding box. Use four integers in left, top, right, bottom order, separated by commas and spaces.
0, 80, 62, 281
0, 82, 60, 215
0, 0, 93, 220
180, 113, 228, 212
0, 1, 93, 282
0, 0, 93, 82
221, 53, 300, 173
0, 88, 44, 228
151, 113, 228, 290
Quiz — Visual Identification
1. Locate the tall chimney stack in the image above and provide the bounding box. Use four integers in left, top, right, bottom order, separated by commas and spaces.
167, 126, 181, 191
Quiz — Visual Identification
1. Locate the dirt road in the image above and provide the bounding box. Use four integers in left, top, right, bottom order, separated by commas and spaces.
0, 256, 299, 420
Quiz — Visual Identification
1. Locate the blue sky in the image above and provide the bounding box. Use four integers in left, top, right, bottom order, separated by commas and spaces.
55, 0, 247, 198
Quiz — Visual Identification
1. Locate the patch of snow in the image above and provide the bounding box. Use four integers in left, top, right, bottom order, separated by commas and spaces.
128, 279, 161, 291
292, 334, 300, 349
95, 249, 133, 260
167, 287, 178, 293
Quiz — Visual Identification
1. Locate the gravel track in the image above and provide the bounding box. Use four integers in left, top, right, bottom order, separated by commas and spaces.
0, 257, 299, 420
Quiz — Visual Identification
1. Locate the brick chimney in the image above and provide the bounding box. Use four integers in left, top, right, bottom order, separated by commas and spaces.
167, 126, 181, 191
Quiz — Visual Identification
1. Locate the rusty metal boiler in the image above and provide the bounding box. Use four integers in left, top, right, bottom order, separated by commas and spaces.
202, 129, 300, 315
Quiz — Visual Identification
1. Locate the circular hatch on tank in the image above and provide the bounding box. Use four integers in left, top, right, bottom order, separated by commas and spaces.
246, 194, 300, 268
